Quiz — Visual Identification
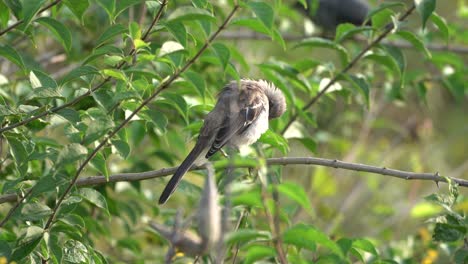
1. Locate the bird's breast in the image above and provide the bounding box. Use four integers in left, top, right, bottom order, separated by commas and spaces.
229, 110, 269, 147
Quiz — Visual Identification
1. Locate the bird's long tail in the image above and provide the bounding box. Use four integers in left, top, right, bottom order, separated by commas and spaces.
158, 142, 206, 204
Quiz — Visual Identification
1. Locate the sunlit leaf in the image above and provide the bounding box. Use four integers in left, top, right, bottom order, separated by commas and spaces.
79, 188, 109, 215
247, 1, 274, 30
244, 245, 276, 264
396, 30, 431, 58
35, 17, 72, 52
276, 181, 313, 214
415, 0, 436, 29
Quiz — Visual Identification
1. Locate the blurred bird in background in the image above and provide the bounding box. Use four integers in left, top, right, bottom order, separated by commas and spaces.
296, 0, 370, 32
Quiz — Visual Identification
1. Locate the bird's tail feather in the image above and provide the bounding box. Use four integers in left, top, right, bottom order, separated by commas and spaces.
158, 142, 206, 204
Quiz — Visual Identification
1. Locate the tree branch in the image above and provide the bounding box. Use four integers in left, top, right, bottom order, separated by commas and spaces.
0, 0, 166, 134
281, 4, 417, 134
0, 0, 62, 36
1, 156, 464, 205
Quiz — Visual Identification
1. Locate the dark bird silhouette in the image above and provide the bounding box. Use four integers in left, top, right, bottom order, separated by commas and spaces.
297, 0, 370, 31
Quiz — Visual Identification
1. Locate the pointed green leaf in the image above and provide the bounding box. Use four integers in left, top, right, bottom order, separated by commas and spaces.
430, 12, 449, 44
352, 239, 378, 255
363, 52, 401, 78
295, 38, 350, 66
58, 143, 88, 164
19, 0, 46, 31
244, 245, 276, 264
112, 139, 130, 159
335, 23, 373, 43
10, 226, 44, 261
56, 108, 81, 123
4, 0, 22, 20
0, 44, 26, 72
101, 69, 127, 81
90, 152, 109, 179
64, 0, 89, 23
96, 0, 116, 21
164, 21, 187, 47
226, 229, 271, 245
396, 30, 431, 58
283, 223, 343, 257
0, 1, 9, 28
212, 42, 230, 70
247, 1, 274, 30
276, 181, 313, 214
31, 70, 58, 88
343, 74, 370, 107
365, 2, 405, 24
60, 65, 99, 85
26, 87, 64, 100
116, 0, 142, 18
415, 0, 436, 29
79, 188, 109, 215
35, 17, 72, 52
96, 24, 127, 47
183, 71, 206, 98
167, 6, 216, 23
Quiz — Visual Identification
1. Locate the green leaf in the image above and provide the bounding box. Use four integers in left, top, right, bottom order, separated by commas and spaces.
433, 222, 466, 242
232, 188, 263, 208
396, 31, 431, 58
58, 143, 88, 165
96, 0, 116, 21
64, 0, 89, 23
258, 130, 288, 154
63, 240, 89, 263
79, 188, 109, 215
10, 226, 44, 261
343, 74, 370, 107
335, 23, 373, 43
112, 139, 130, 159
362, 52, 401, 78
90, 152, 109, 179
30, 70, 58, 88
160, 93, 188, 124
295, 38, 350, 67
295, 138, 317, 154
247, 1, 274, 30
183, 71, 206, 98
430, 12, 449, 44
60, 65, 99, 85
35, 17, 72, 52
226, 229, 271, 245
96, 24, 127, 48
101, 69, 127, 81
232, 18, 269, 35
5, 135, 28, 166
56, 108, 81, 123
352, 239, 378, 255
19, 0, 46, 31
128, 21, 141, 41
212, 42, 230, 70
415, 0, 436, 29
0, 1, 9, 28
164, 21, 187, 47
365, 2, 405, 24
115, 0, 141, 18
244, 245, 276, 264
26, 87, 64, 100
0, 44, 26, 72
283, 223, 343, 257
370, 8, 394, 29
20, 202, 52, 221
167, 6, 216, 23
276, 182, 313, 214
4, 0, 22, 20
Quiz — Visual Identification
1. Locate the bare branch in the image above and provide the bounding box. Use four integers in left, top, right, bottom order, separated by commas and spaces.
1, 156, 464, 205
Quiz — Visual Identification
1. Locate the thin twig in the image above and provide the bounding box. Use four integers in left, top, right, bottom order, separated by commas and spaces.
1, 156, 461, 204
0, 0, 166, 134
0, 0, 63, 36
261, 186, 287, 264
41, 1, 239, 231
281, 4, 417, 134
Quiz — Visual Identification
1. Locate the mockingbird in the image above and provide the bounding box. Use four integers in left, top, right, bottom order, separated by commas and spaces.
159, 79, 287, 204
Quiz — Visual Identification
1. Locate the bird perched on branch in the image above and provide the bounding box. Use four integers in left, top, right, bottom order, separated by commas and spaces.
297, 0, 370, 31
159, 79, 287, 204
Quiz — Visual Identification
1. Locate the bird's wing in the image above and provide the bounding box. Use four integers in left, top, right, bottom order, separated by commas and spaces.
205, 95, 264, 158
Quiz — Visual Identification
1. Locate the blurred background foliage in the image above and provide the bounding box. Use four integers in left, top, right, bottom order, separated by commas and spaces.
0, 0, 467, 263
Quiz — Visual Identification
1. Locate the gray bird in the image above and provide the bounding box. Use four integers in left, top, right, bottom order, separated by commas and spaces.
159, 79, 287, 204
297, 0, 370, 31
